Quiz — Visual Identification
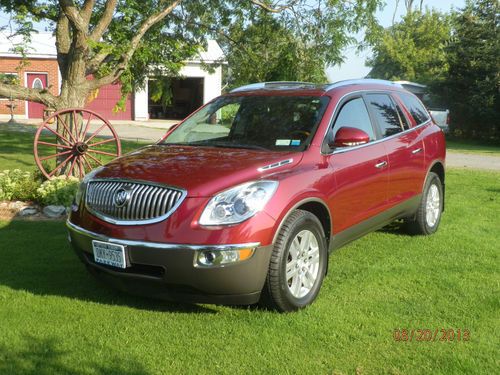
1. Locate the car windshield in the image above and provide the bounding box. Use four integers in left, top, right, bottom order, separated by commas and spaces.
161, 95, 330, 151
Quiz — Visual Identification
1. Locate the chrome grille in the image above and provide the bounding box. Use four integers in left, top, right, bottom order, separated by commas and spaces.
85, 180, 186, 225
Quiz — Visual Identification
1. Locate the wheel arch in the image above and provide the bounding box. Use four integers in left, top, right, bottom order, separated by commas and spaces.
272, 197, 332, 248
427, 160, 445, 211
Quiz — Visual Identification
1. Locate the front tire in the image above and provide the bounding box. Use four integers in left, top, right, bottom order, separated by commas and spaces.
406, 172, 443, 235
262, 210, 327, 312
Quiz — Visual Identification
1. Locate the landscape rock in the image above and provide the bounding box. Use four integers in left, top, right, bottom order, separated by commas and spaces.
43, 205, 66, 218
11, 201, 25, 209
20, 207, 38, 216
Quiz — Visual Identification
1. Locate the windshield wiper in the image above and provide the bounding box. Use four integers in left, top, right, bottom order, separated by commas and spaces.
206, 141, 269, 151
161, 140, 268, 150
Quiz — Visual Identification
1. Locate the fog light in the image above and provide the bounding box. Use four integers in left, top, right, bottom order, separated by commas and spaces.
196, 248, 255, 267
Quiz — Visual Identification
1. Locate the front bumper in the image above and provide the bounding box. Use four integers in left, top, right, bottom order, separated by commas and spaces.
67, 221, 273, 305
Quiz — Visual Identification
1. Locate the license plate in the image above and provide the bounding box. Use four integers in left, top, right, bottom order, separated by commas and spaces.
92, 240, 126, 269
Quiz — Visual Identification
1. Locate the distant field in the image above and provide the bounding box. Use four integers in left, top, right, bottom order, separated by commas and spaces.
0, 168, 498, 374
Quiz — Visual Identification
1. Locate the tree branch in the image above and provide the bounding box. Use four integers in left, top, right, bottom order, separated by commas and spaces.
86, 50, 111, 75
89, 0, 118, 41
26, 6, 58, 22
81, 0, 96, 24
58, 0, 88, 34
249, 0, 298, 13
56, 12, 71, 77
0, 83, 58, 107
88, 0, 182, 89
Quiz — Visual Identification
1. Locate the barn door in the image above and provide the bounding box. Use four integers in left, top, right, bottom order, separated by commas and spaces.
27, 73, 48, 119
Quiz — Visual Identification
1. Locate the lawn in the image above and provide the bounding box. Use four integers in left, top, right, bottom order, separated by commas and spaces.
446, 139, 500, 155
0, 127, 147, 172
0, 168, 498, 374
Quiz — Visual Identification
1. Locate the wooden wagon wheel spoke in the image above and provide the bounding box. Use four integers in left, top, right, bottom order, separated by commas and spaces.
85, 123, 107, 144
39, 150, 73, 162
34, 108, 122, 180
72, 110, 81, 141
81, 154, 94, 171
48, 154, 74, 178
67, 156, 78, 177
85, 152, 104, 166
80, 113, 93, 142
42, 125, 73, 146
56, 114, 79, 144
36, 141, 73, 149
87, 138, 116, 148
78, 157, 85, 179
87, 149, 119, 157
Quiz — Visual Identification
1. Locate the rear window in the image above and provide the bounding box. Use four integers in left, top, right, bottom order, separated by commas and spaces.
399, 92, 430, 125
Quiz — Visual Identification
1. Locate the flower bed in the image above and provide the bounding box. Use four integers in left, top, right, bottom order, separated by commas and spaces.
0, 169, 79, 220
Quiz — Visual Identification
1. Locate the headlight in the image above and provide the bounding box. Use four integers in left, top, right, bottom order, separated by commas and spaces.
199, 180, 278, 225
74, 167, 103, 205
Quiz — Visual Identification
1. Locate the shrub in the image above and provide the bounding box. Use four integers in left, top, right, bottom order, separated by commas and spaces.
0, 169, 39, 201
36, 176, 80, 207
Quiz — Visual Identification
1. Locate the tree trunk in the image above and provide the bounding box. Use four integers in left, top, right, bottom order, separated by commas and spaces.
53, 56, 89, 176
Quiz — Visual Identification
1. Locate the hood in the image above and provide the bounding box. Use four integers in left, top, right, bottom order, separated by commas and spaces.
94, 145, 302, 197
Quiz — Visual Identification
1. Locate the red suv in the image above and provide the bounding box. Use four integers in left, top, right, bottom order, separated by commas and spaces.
67, 79, 446, 312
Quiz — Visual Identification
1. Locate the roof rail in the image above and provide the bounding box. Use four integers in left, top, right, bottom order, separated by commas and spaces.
230, 81, 317, 93
325, 79, 403, 90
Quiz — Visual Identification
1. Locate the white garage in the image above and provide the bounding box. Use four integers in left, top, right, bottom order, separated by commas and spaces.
134, 40, 224, 121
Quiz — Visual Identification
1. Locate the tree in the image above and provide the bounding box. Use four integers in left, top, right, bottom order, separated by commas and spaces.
0, 0, 383, 110
366, 9, 451, 85
220, 0, 383, 89
435, 0, 499, 140
221, 14, 327, 88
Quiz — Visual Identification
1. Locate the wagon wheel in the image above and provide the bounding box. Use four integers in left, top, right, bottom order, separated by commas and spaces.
34, 108, 121, 179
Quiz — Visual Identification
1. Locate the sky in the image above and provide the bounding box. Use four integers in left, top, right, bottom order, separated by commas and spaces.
326, 0, 466, 82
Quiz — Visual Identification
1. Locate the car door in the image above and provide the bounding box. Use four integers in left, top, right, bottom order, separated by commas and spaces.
364, 93, 425, 207
325, 96, 389, 234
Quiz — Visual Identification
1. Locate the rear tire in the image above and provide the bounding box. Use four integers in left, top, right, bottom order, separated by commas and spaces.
406, 172, 443, 235
262, 210, 327, 312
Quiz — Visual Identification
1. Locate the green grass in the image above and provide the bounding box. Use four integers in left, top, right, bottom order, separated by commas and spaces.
0, 168, 498, 374
446, 139, 500, 155
0, 128, 147, 172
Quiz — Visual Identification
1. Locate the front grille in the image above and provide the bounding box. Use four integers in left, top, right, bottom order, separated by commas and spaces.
85, 179, 186, 225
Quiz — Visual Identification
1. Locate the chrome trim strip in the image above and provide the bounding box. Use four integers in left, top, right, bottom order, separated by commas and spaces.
67, 220, 261, 251
84, 178, 187, 226
257, 158, 293, 172
324, 79, 403, 91
320, 89, 432, 156
329, 120, 431, 155
230, 81, 316, 93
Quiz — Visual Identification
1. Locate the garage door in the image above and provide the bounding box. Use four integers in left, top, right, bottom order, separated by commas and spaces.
85, 83, 133, 120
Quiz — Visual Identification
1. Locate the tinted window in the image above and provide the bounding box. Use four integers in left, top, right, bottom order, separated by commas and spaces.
395, 101, 411, 130
332, 98, 375, 141
399, 92, 430, 125
366, 94, 403, 137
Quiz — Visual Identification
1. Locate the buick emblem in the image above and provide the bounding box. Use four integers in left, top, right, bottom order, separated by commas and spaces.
114, 187, 131, 208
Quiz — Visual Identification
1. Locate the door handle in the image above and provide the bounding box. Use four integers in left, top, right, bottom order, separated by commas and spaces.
375, 161, 388, 169
412, 148, 423, 154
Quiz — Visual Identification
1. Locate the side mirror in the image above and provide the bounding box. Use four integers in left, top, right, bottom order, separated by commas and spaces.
330, 127, 370, 148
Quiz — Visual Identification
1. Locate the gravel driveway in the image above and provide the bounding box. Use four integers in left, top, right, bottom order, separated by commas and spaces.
447, 152, 500, 171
